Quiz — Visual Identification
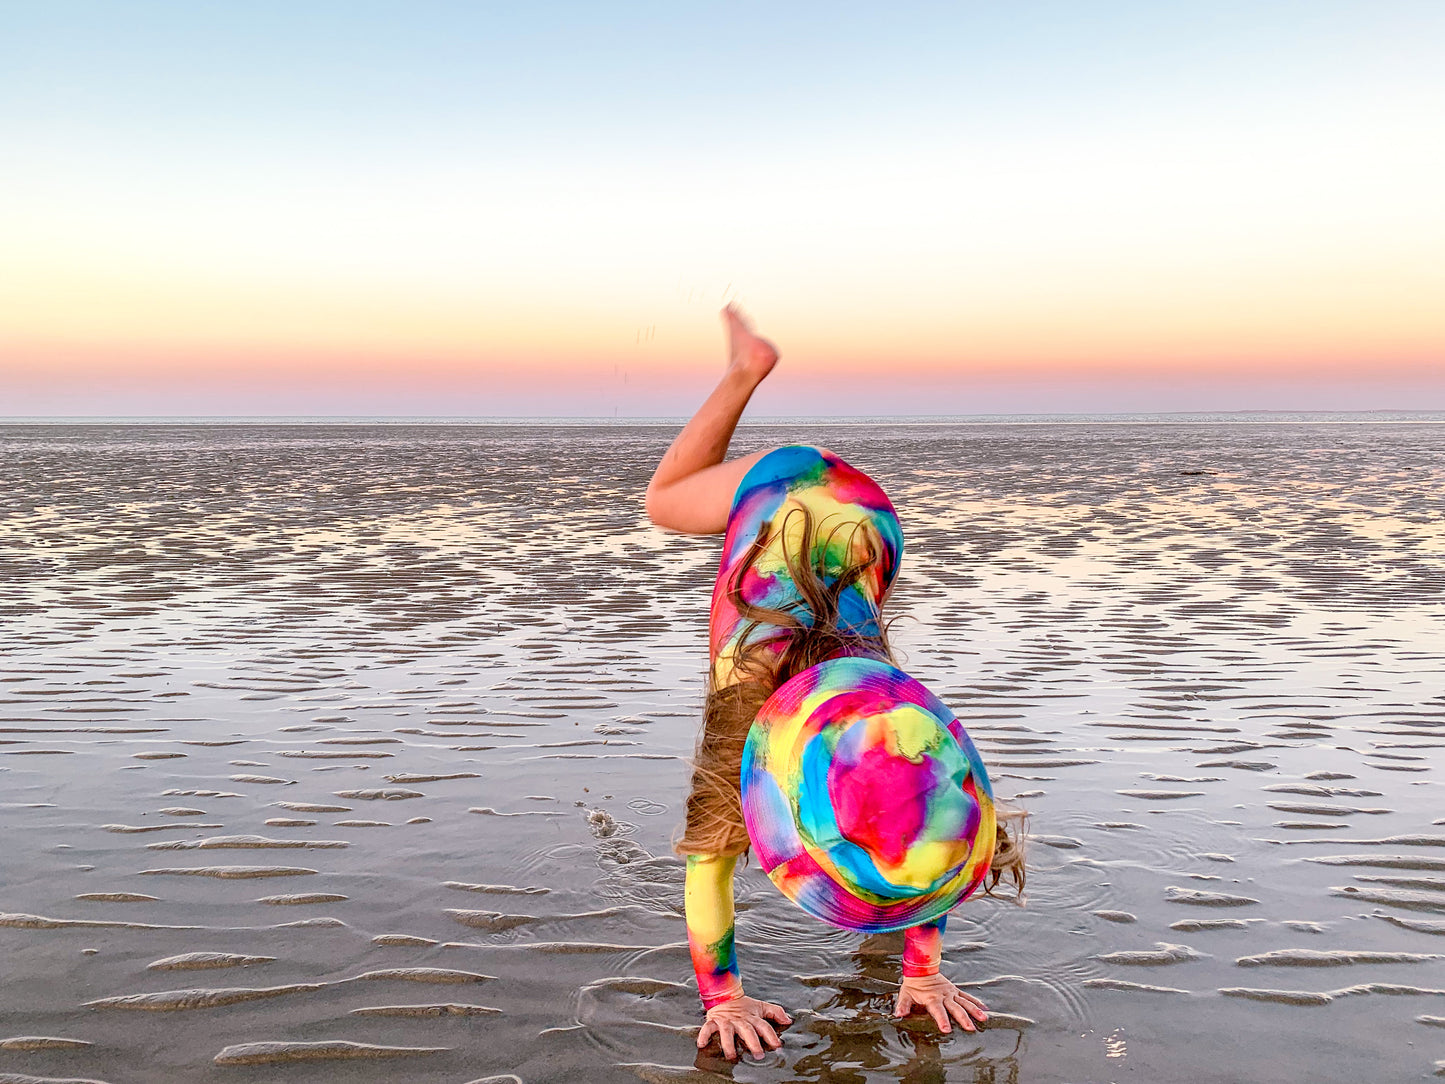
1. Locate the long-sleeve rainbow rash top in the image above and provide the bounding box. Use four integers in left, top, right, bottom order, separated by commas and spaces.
686, 854, 744, 1009
708, 445, 903, 689
686, 445, 944, 1009
686, 856, 947, 1007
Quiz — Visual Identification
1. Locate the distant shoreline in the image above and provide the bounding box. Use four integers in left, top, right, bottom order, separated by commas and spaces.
4, 411, 1445, 426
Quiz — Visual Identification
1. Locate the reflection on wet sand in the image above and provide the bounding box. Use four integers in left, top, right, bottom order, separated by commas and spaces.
0, 420, 1442, 1081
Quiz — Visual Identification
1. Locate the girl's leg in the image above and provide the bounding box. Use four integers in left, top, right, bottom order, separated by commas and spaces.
644, 306, 781, 535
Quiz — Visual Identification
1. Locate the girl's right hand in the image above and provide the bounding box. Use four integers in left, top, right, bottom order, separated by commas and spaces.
894, 972, 989, 1033
698, 995, 792, 1060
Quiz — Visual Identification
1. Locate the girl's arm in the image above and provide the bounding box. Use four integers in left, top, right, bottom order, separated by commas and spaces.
895, 914, 991, 1034
685, 853, 744, 1007
685, 853, 791, 1060
902, 914, 946, 977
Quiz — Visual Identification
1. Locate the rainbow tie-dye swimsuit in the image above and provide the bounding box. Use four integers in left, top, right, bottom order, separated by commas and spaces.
687, 446, 946, 1009
708, 445, 904, 687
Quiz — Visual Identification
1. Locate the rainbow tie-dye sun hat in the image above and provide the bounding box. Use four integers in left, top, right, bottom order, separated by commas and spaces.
739, 656, 996, 932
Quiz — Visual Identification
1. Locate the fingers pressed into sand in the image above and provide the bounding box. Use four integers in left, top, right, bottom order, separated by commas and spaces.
740, 1020, 766, 1059
760, 999, 793, 1026
929, 998, 953, 1033
700, 997, 788, 1060
718, 1019, 761, 1060
946, 998, 978, 1032
895, 976, 988, 1034
753, 1018, 780, 1050
894, 989, 914, 1018
957, 990, 989, 1021
718, 1022, 737, 1060
697, 1018, 718, 1049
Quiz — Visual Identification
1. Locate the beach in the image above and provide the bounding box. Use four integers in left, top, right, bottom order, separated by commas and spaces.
2, 419, 1443, 1083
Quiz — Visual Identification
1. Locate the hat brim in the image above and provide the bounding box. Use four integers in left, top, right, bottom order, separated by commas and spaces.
740, 657, 996, 933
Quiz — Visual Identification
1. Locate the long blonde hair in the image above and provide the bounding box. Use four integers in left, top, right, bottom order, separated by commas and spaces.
676, 507, 1027, 901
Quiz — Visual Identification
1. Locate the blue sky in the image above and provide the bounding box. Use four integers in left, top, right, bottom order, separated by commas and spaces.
3, 2, 1442, 415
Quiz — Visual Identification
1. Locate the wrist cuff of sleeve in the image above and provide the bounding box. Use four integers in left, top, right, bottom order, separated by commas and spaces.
701, 980, 745, 1010
901, 960, 941, 978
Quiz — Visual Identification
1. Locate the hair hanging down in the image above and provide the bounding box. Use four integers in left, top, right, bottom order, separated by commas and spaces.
987, 804, 1028, 903
676, 507, 1027, 903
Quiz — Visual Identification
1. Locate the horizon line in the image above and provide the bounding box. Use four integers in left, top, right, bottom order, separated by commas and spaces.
5, 408, 1445, 427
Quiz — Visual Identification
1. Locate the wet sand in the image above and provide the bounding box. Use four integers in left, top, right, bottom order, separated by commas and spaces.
1, 420, 1442, 1083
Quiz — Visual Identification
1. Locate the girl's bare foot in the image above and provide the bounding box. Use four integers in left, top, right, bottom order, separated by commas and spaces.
723, 304, 779, 384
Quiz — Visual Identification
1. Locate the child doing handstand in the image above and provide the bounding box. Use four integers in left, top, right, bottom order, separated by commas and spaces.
645, 307, 1024, 1061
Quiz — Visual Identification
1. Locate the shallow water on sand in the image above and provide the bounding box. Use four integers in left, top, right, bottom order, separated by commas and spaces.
1, 421, 1443, 1084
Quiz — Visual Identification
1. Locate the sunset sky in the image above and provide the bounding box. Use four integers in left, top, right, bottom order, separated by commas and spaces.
3, 2, 1443, 416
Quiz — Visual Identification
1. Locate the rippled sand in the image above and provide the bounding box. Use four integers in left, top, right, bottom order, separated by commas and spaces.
1, 421, 1442, 1083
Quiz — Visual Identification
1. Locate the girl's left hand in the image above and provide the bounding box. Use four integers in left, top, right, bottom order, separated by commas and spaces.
893, 973, 989, 1034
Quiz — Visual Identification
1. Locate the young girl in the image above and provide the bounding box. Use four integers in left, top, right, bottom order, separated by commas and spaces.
646, 307, 1024, 1062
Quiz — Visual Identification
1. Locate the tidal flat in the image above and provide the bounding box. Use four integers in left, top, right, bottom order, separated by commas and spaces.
1, 420, 1442, 1082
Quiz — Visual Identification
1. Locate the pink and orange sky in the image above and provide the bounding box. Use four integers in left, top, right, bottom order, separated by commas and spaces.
3, 3, 1442, 416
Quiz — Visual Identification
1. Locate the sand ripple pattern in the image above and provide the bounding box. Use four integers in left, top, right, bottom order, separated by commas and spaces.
1, 420, 1442, 1081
